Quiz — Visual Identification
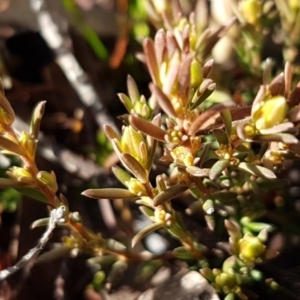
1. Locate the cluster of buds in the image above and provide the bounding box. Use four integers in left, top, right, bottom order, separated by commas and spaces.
201, 219, 277, 298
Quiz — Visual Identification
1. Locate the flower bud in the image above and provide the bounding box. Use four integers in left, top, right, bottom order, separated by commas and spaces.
253, 96, 287, 130
240, 0, 262, 26
238, 235, 266, 261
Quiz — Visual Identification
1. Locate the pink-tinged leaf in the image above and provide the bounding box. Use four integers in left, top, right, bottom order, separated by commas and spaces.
254, 133, 298, 144
153, 185, 189, 206
209, 159, 229, 180
154, 29, 166, 65
188, 102, 234, 135
163, 62, 180, 96
186, 166, 210, 177
82, 188, 137, 199
288, 81, 300, 106
129, 115, 166, 142
120, 153, 148, 183
258, 122, 294, 135
288, 106, 300, 122
202, 59, 214, 78
284, 62, 292, 99
166, 31, 180, 58
143, 38, 160, 86
237, 162, 276, 179
202, 17, 236, 59
269, 72, 284, 96
252, 86, 266, 116
132, 222, 164, 248
103, 124, 119, 140
179, 54, 193, 95
149, 84, 177, 118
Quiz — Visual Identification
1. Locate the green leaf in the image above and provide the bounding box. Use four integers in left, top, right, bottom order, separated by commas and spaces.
237, 162, 276, 179
111, 165, 132, 187
14, 187, 50, 204
118, 93, 132, 112
173, 246, 195, 260
153, 185, 189, 206
132, 222, 164, 248
82, 188, 137, 199
209, 159, 230, 180
127, 75, 140, 103
189, 79, 216, 110
139, 206, 154, 218
220, 108, 232, 134
213, 129, 229, 145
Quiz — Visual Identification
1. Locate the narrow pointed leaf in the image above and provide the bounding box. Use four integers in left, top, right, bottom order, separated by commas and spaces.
103, 124, 119, 140
146, 139, 158, 170
154, 29, 166, 66
186, 166, 210, 177
237, 162, 276, 179
118, 93, 132, 112
213, 129, 229, 145
0, 136, 25, 156
209, 159, 229, 180
0, 178, 29, 188
30, 101, 46, 139
189, 103, 234, 135
254, 133, 298, 144
82, 188, 137, 199
0, 92, 15, 124
120, 153, 148, 183
143, 38, 160, 86
129, 115, 166, 142
31, 218, 51, 229
153, 185, 188, 206
189, 80, 216, 110
150, 84, 177, 118
220, 109, 232, 134
14, 187, 50, 203
139, 206, 154, 218
127, 75, 140, 103
258, 122, 294, 135
111, 165, 132, 186
132, 222, 164, 248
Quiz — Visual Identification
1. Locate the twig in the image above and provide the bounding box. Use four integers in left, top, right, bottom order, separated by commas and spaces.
0, 206, 66, 281
29, 0, 118, 132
